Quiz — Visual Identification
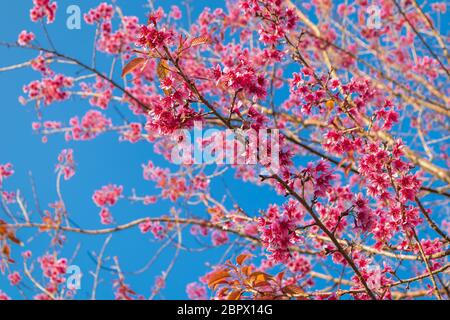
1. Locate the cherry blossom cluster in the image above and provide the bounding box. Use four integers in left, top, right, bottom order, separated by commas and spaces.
92, 184, 123, 225
145, 100, 203, 135
258, 199, 305, 263
186, 282, 207, 300
0, 290, 10, 300
413, 56, 440, 80
120, 123, 143, 143
211, 230, 229, 246
80, 78, 113, 109
83, 2, 114, 24
137, 24, 174, 50
286, 252, 312, 278
30, 54, 52, 75
8, 272, 21, 286
169, 5, 182, 20
113, 278, 141, 300
358, 141, 423, 233
1, 0, 448, 301
67, 110, 112, 141
142, 161, 190, 202
84, 3, 140, 56
348, 251, 394, 300
300, 160, 336, 198
213, 61, 267, 102
431, 2, 447, 12
139, 219, 165, 239
17, 30, 35, 46
30, 0, 57, 23
56, 149, 76, 180
0, 163, 14, 187
21, 74, 73, 106
34, 254, 68, 299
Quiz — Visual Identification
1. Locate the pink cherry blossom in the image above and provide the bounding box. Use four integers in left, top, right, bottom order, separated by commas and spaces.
186, 282, 207, 300
0, 290, 11, 300
93, 184, 123, 207
139, 218, 165, 239
30, 0, 57, 23
68, 110, 111, 141
8, 272, 21, 286
22, 74, 73, 106
169, 6, 182, 20
0, 163, 14, 187
56, 149, 76, 180
17, 30, 35, 46
1, 0, 449, 301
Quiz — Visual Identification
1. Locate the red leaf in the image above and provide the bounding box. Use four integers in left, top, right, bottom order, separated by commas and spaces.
121, 58, 146, 77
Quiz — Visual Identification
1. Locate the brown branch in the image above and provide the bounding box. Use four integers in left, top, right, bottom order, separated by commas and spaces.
411, 0, 450, 64
161, 40, 377, 299
412, 230, 442, 300
0, 42, 151, 112
391, 0, 450, 78
415, 196, 450, 243
267, 174, 377, 299
91, 235, 112, 300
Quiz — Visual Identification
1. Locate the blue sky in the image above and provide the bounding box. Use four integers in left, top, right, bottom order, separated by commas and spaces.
0, 0, 285, 299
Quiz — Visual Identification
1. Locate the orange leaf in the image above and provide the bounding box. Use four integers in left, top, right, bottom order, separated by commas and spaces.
227, 290, 242, 300
207, 270, 231, 289
2, 243, 14, 263
276, 271, 285, 283
157, 59, 169, 80
250, 271, 272, 280
0, 220, 22, 246
39, 216, 54, 232
241, 265, 252, 276
132, 49, 160, 59
2, 243, 10, 256
7, 232, 22, 246
212, 279, 232, 291
190, 35, 211, 47
249, 272, 273, 286
217, 287, 230, 297
0, 222, 7, 236
132, 49, 148, 55
325, 99, 334, 110
157, 59, 172, 96
236, 253, 251, 265
121, 57, 146, 78
281, 285, 305, 297
253, 280, 271, 288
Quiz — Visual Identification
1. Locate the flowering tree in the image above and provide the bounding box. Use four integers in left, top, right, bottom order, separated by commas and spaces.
0, 0, 449, 300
